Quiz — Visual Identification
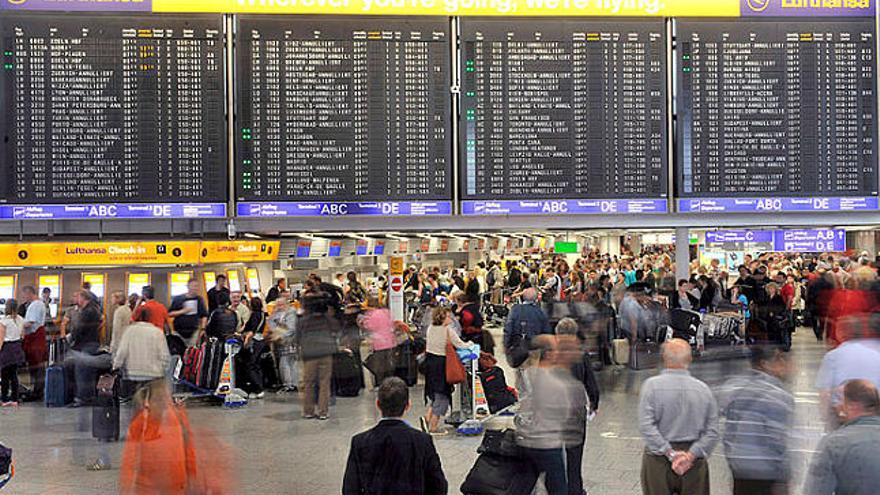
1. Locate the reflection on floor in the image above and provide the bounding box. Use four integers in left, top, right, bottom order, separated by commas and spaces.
3, 329, 826, 495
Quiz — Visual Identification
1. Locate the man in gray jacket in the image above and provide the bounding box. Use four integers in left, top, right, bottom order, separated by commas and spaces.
639, 338, 719, 495
807, 379, 880, 495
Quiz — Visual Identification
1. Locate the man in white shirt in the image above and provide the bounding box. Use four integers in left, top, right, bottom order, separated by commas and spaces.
19, 286, 47, 400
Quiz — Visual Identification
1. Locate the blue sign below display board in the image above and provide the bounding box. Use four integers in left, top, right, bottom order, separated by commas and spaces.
774, 229, 846, 253
0, 203, 227, 220
462, 199, 668, 216
705, 229, 846, 252
705, 230, 774, 244
237, 202, 452, 217
680, 197, 878, 213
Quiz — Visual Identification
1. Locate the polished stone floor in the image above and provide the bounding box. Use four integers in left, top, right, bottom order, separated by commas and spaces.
2, 328, 828, 494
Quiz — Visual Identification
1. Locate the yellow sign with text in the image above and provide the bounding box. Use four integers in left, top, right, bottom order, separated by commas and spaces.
154, 0, 740, 16
199, 241, 281, 264
0, 240, 281, 267
0, 275, 16, 301
11, 241, 202, 267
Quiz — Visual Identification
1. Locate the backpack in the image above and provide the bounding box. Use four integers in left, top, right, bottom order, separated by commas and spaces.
487, 268, 497, 289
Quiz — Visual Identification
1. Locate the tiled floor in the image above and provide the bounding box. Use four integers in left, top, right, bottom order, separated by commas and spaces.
2, 329, 827, 494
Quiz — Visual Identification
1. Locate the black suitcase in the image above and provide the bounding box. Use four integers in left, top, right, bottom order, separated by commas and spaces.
333, 352, 363, 397
460, 452, 538, 495
393, 341, 418, 387
480, 367, 516, 414
92, 373, 120, 441
629, 341, 661, 370
206, 339, 226, 391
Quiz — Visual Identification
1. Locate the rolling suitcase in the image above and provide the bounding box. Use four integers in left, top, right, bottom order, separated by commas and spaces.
92, 373, 120, 441
393, 340, 418, 387
333, 352, 363, 397
45, 339, 68, 407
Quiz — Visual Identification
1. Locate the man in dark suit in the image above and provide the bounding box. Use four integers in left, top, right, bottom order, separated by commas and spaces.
343, 377, 448, 495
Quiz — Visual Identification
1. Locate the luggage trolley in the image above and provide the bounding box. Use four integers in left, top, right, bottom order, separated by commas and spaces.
174, 337, 248, 408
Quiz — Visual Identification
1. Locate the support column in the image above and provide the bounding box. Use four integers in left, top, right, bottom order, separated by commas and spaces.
675, 227, 690, 281
600, 236, 621, 257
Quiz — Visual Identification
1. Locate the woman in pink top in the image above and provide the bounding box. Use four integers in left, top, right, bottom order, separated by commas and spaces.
362, 309, 396, 388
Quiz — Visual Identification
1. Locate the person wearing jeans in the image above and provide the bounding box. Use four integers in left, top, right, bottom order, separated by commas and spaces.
515, 335, 588, 495
296, 292, 340, 420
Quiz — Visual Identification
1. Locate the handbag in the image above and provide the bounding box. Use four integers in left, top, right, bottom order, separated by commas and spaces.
445, 341, 466, 385
363, 351, 385, 378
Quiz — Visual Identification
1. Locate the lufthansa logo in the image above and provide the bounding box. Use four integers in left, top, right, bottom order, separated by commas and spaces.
746, 0, 770, 12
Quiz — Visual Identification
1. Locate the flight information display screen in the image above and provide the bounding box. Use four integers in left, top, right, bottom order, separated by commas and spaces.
459, 18, 668, 216
0, 13, 228, 219
677, 18, 879, 213
235, 16, 452, 217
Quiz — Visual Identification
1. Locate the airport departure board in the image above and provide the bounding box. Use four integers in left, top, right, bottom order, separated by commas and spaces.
677, 19, 878, 199
460, 18, 668, 203
235, 16, 452, 204
0, 14, 227, 205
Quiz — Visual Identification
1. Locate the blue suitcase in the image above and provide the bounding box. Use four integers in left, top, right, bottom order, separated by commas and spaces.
45, 339, 68, 408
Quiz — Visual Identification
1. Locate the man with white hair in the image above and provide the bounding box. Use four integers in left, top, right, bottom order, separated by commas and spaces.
638, 338, 719, 495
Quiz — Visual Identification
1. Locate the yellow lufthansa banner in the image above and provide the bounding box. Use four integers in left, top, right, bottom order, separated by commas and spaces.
198, 241, 281, 264
10, 241, 201, 267
154, 0, 740, 16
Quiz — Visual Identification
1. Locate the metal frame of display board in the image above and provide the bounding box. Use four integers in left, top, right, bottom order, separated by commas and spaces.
3, 210, 880, 237
0, 11, 879, 234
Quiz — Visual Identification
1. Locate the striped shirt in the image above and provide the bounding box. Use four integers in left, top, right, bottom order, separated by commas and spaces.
717, 370, 794, 481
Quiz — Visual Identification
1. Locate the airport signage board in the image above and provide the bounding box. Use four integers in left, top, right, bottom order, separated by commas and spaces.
703, 229, 846, 252
679, 197, 879, 213
5, 0, 872, 17
237, 202, 451, 218
462, 199, 667, 216
773, 229, 846, 252
705, 230, 774, 244
0, 203, 227, 220
198, 241, 280, 264
0, 240, 279, 267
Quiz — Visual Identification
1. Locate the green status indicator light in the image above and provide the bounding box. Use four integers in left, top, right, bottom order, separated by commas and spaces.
682, 55, 690, 60
466, 91, 475, 97
683, 67, 691, 73
3, 51, 12, 57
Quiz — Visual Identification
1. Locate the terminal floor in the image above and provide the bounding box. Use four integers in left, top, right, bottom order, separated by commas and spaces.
3, 328, 827, 495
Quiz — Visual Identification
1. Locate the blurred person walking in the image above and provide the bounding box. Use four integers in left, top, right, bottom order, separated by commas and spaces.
815, 314, 880, 430
717, 346, 795, 494
515, 334, 588, 495
806, 379, 880, 495
119, 379, 232, 495
639, 338, 719, 495
297, 292, 340, 420
343, 377, 448, 495
555, 318, 602, 495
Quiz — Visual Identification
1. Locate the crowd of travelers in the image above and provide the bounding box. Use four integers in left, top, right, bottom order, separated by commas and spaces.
2, 247, 880, 494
